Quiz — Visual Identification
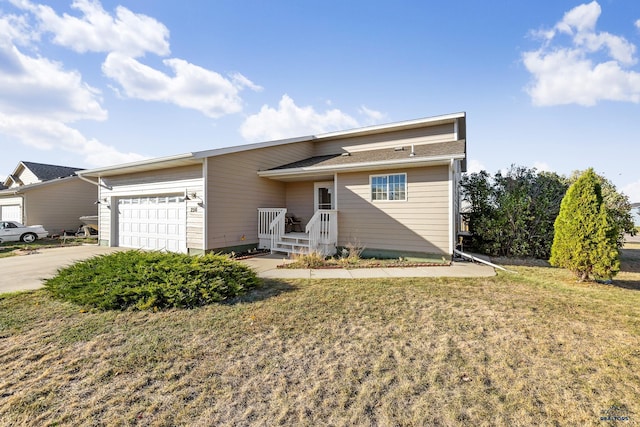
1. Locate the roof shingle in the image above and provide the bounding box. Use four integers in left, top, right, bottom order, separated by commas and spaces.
269, 140, 465, 170
21, 161, 83, 181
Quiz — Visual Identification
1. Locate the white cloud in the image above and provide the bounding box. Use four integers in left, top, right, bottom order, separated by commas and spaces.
636, 19, 640, 30
0, 35, 107, 122
230, 72, 263, 92
103, 53, 259, 118
533, 161, 551, 172
240, 95, 359, 142
0, 11, 36, 46
622, 180, 640, 203
10, 0, 170, 57
0, 113, 146, 166
0, 0, 258, 166
0, 6, 144, 169
466, 159, 486, 174
358, 105, 386, 125
523, 1, 640, 106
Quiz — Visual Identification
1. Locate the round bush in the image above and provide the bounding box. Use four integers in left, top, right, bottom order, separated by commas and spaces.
44, 251, 261, 310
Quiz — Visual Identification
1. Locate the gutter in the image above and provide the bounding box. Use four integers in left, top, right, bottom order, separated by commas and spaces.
453, 249, 517, 273
76, 173, 112, 190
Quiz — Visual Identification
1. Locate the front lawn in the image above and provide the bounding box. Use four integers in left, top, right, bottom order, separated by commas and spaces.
0, 244, 639, 425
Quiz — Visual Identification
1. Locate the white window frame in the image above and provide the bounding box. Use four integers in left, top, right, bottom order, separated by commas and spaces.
370, 173, 407, 202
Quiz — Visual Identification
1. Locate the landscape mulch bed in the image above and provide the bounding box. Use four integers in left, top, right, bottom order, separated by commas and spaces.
278, 261, 451, 269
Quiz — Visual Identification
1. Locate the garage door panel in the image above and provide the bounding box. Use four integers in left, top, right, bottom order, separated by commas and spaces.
1, 205, 22, 222
117, 196, 187, 253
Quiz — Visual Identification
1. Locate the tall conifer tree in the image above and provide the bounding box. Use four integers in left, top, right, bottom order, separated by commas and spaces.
550, 169, 619, 281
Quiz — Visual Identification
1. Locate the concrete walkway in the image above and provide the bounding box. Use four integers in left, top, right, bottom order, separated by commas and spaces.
0, 247, 496, 295
241, 254, 496, 279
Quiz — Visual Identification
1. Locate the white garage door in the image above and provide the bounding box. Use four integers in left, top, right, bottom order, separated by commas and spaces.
0, 205, 22, 222
117, 195, 187, 253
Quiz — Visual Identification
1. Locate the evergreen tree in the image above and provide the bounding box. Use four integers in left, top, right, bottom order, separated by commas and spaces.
550, 169, 619, 281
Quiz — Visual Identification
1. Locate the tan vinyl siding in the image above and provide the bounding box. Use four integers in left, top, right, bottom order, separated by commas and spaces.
285, 181, 314, 225
21, 178, 97, 233
99, 164, 204, 249
314, 124, 455, 156
207, 141, 314, 249
336, 166, 450, 254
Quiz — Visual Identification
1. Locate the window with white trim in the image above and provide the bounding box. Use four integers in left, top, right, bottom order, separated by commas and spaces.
370, 173, 407, 201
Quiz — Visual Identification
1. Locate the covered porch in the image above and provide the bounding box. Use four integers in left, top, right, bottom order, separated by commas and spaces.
257, 166, 340, 256
258, 208, 338, 255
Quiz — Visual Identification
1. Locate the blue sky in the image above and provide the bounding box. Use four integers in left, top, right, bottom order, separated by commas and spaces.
1, 0, 639, 203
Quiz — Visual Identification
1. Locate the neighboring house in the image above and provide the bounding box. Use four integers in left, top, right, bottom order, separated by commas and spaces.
78, 112, 467, 257
632, 202, 640, 226
0, 161, 98, 234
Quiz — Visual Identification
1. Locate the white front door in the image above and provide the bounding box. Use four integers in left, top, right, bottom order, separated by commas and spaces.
117, 195, 187, 253
314, 181, 334, 211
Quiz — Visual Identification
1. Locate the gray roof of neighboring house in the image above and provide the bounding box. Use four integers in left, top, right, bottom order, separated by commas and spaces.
21, 161, 83, 181
269, 140, 466, 171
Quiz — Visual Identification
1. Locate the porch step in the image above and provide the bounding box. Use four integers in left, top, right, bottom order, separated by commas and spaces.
272, 232, 311, 255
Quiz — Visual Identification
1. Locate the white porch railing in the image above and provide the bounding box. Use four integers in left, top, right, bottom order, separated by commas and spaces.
306, 209, 338, 255
258, 208, 338, 255
258, 208, 286, 249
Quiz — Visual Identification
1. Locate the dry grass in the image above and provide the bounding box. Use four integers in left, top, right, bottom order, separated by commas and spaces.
0, 245, 639, 426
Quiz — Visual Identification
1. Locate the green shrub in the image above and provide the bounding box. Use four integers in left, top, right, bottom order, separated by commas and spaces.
549, 169, 620, 281
461, 166, 568, 259
44, 251, 261, 311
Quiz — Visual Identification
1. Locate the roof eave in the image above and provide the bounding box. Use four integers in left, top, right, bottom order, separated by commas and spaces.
315, 112, 466, 140
192, 135, 315, 159
258, 154, 465, 180
77, 153, 200, 177
0, 175, 79, 195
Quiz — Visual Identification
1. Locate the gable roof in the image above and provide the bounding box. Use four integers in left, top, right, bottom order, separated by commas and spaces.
3, 161, 83, 188
20, 161, 83, 181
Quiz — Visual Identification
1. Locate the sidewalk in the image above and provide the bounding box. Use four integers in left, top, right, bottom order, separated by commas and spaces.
240, 254, 496, 279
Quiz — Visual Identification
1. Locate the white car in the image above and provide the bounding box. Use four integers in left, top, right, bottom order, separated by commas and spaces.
0, 221, 49, 243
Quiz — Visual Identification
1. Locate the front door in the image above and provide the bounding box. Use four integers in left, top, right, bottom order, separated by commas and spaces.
314, 181, 334, 211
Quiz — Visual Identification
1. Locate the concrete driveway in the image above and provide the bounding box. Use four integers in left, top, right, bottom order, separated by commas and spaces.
0, 245, 120, 294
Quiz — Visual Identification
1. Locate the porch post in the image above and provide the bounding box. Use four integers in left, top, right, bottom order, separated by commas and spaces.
334, 173, 338, 210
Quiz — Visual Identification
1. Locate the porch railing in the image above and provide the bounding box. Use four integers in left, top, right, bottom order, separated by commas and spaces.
306, 209, 338, 255
258, 208, 286, 249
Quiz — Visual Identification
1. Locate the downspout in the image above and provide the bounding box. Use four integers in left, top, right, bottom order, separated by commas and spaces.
453, 249, 517, 273
76, 172, 111, 246
202, 158, 208, 252
448, 159, 454, 256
